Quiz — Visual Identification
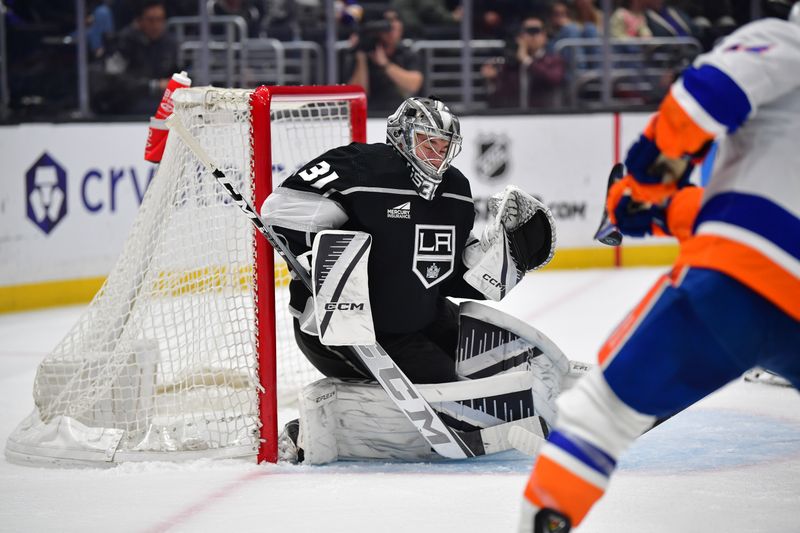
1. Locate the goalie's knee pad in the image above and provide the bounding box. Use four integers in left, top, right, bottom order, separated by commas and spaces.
455, 301, 569, 427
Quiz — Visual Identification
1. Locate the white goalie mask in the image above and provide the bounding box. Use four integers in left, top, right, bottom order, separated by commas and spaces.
386, 97, 463, 200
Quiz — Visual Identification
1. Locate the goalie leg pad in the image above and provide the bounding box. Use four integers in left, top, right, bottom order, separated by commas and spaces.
455, 301, 571, 427
296, 370, 555, 464
297, 378, 435, 465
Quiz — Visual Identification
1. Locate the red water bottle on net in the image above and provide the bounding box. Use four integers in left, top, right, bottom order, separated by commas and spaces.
145, 71, 192, 163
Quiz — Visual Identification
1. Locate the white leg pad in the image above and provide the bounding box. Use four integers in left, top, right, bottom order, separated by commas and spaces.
297, 378, 433, 465
296, 369, 552, 465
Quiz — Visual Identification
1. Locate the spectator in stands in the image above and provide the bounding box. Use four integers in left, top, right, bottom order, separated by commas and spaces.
93, 0, 180, 114
481, 16, 565, 109
547, 2, 581, 45
346, 10, 423, 112
679, 0, 737, 50
264, 0, 362, 42
212, 0, 263, 38
547, 2, 594, 70
548, 2, 583, 44
642, 0, 702, 96
643, 0, 700, 40
610, 0, 653, 38
391, 0, 462, 39
260, 0, 299, 40
473, 1, 553, 39
336, 0, 364, 37
5, 0, 78, 117
73, 1, 115, 58
474, 1, 519, 39
573, 0, 604, 35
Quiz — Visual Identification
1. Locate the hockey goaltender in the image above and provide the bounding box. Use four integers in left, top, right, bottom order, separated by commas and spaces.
262, 95, 575, 464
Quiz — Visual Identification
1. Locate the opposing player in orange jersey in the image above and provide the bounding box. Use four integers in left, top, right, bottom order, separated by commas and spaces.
518, 6, 800, 532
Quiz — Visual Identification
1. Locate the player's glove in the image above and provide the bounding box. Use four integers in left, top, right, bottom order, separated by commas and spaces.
624, 114, 696, 205
607, 175, 703, 240
611, 192, 668, 238
606, 175, 669, 238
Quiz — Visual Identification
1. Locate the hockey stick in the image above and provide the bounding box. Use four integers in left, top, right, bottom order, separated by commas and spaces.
593, 163, 624, 246
471, 414, 548, 456
166, 113, 532, 459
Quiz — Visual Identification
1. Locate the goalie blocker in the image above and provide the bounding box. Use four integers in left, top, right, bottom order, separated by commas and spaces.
310, 230, 376, 346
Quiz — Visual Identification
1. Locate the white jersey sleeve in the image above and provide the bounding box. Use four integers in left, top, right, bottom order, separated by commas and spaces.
670, 18, 800, 137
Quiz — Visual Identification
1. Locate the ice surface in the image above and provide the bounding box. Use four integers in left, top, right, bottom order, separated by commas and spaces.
1, 267, 798, 532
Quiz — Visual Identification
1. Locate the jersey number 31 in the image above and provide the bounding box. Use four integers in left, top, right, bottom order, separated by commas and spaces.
298, 161, 340, 189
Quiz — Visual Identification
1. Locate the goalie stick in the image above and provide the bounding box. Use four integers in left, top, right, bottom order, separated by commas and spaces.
166, 113, 544, 460
593, 163, 624, 246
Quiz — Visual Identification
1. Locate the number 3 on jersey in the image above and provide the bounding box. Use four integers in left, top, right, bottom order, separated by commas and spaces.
298, 161, 340, 189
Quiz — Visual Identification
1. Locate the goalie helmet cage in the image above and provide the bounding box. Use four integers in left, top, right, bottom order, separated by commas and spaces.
5, 85, 367, 466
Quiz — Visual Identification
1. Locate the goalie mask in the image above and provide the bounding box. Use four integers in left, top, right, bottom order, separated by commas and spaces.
387, 97, 463, 200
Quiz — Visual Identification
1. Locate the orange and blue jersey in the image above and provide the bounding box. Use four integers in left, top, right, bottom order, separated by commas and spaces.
521, 20, 800, 529
654, 18, 800, 320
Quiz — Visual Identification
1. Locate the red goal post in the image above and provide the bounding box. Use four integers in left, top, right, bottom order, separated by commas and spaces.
252, 86, 367, 462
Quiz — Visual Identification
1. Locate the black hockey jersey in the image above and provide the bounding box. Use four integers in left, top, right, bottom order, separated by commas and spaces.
262, 142, 485, 334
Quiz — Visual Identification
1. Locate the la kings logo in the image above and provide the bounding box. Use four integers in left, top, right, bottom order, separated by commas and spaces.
475, 133, 510, 181
412, 225, 455, 288
387, 201, 411, 219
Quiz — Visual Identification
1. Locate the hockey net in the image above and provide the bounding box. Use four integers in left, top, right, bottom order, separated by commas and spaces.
5, 86, 367, 465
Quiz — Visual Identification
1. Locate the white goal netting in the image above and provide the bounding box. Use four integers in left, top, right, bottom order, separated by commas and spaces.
6, 86, 364, 465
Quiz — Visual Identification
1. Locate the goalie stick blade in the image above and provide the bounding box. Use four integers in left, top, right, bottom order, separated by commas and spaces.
593, 163, 625, 247
454, 415, 549, 457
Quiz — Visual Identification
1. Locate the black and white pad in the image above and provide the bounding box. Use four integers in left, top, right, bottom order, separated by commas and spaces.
455, 301, 570, 427
295, 373, 549, 464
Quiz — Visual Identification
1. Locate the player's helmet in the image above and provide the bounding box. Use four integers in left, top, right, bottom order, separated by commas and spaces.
386, 96, 463, 200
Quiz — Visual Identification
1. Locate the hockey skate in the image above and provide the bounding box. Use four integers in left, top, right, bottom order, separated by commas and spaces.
520, 503, 572, 533
534, 509, 571, 533
277, 419, 304, 463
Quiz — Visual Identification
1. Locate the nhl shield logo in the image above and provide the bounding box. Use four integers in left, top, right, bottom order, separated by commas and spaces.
412, 225, 455, 288
475, 133, 510, 181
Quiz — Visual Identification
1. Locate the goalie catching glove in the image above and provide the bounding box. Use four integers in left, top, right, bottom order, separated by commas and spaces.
464, 186, 556, 301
